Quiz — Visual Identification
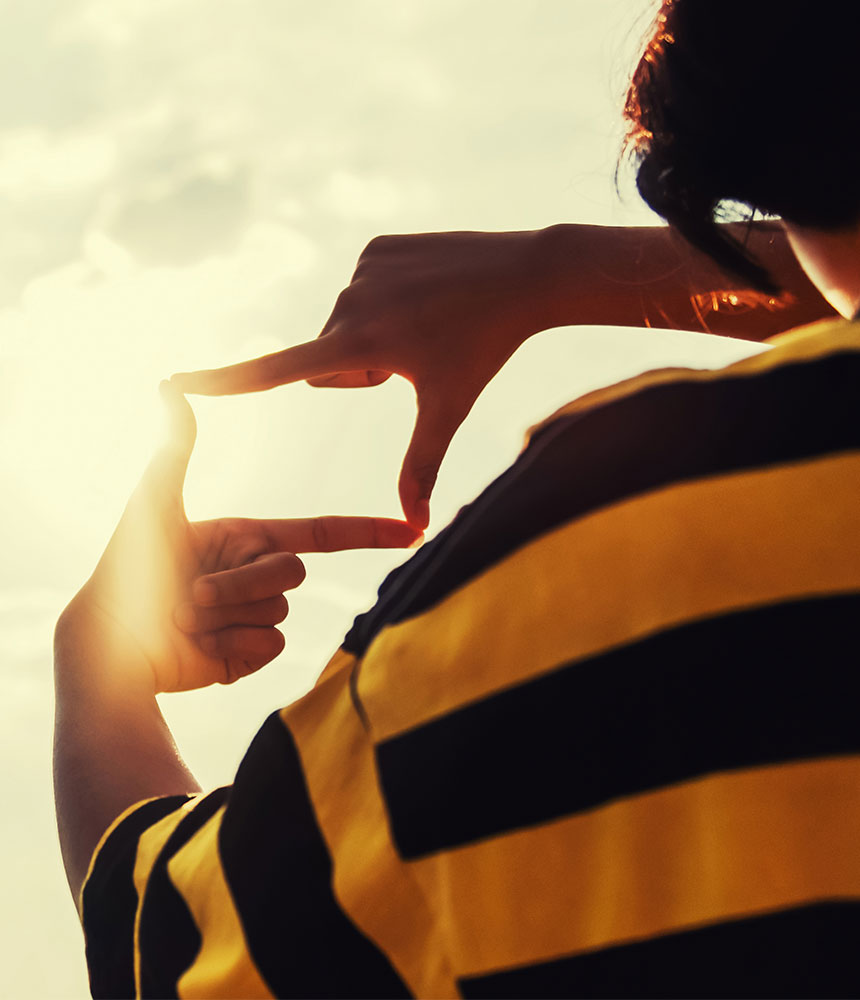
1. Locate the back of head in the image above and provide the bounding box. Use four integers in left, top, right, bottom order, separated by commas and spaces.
623, 0, 860, 291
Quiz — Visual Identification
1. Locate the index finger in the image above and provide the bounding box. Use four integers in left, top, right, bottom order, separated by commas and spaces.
260, 516, 422, 553
171, 335, 369, 396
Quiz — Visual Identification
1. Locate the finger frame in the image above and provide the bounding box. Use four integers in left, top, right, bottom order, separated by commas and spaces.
175, 594, 289, 634
256, 514, 421, 553
198, 626, 287, 680
171, 334, 373, 395
193, 552, 306, 607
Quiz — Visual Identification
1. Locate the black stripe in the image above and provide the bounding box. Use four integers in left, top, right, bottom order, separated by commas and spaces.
459, 900, 860, 999
82, 795, 192, 1000
138, 787, 230, 999
219, 713, 412, 999
377, 594, 860, 859
346, 350, 860, 657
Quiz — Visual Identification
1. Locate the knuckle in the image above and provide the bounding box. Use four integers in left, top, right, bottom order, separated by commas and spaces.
346, 324, 378, 355
222, 658, 242, 685
334, 287, 354, 313
260, 629, 285, 664
351, 256, 370, 280
411, 463, 439, 497
356, 234, 404, 273
281, 552, 306, 587
311, 516, 331, 552
292, 554, 307, 585
271, 628, 286, 656
333, 282, 368, 318
363, 234, 391, 256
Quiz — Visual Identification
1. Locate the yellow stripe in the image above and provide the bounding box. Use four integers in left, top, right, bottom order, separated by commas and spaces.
527, 317, 859, 442
284, 669, 460, 999
131, 798, 201, 998
79, 795, 164, 919
764, 315, 860, 351
315, 646, 357, 685
170, 809, 273, 1000
421, 756, 860, 978
358, 451, 860, 740
288, 670, 860, 983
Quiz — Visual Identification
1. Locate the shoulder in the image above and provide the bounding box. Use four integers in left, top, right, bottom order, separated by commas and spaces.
346, 317, 860, 659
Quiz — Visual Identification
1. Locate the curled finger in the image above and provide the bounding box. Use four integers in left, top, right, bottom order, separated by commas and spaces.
199, 625, 286, 671
223, 658, 260, 685
175, 595, 288, 634
193, 552, 306, 606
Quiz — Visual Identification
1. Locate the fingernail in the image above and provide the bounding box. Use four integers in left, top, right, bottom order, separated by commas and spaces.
408, 532, 425, 550
174, 604, 197, 631
193, 579, 217, 605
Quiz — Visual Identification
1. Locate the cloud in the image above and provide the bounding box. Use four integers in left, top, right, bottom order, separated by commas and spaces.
58, 0, 201, 48
0, 2, 758, 995
103, 161, 252, 266
324, 170, 401, 220
0, 128, 116, 199
0, 1, 105, 130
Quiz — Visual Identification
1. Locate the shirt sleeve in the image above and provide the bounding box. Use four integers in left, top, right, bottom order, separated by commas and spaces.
80, 791, 220, 999
77, 638, 412, 1000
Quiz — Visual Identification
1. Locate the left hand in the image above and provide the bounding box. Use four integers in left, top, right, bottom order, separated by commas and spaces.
171, 230, 545, 530
57, 381, 420, 693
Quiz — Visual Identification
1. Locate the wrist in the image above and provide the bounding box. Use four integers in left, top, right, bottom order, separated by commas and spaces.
529, 223, 605, 331
54, 592, 158, 701
487, 226, 581, 347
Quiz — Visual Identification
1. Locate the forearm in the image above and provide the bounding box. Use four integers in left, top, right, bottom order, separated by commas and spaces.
530, 222, 835, 341
53, 605, 200, 907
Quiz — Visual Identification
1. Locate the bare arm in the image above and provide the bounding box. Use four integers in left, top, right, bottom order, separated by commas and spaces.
173, 222, 834, 529
53, 615, 200, 904
53, 384, 419, 904
534, 222, 834, 341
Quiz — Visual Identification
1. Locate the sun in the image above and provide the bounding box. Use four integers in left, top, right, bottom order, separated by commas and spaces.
0, 257, 283, 576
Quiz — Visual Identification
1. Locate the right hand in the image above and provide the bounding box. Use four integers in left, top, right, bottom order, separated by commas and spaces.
171, 230, 548, 529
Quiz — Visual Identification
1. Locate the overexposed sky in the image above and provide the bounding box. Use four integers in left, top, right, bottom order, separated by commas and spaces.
0, 1, 766, 995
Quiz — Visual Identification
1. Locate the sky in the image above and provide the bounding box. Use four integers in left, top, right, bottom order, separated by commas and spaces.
0, 1, 766, 996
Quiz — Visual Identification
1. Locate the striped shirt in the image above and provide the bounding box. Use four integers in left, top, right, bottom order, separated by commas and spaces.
81, 318, 860, 999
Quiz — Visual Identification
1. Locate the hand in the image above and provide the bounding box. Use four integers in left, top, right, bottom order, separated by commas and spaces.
57, 381, 420, 693
171, 230, 548, 529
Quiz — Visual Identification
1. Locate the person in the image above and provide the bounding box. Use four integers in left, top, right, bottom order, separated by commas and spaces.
56, 0, 860, 996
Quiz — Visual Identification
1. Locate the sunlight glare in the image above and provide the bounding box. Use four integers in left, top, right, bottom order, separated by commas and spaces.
1, 225, 318, 560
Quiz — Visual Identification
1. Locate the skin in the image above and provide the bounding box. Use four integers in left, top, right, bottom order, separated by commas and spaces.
172, 222, 834, 530
54, 381, 420, 902
55, 217, 850, 908
782, 220, 860, 320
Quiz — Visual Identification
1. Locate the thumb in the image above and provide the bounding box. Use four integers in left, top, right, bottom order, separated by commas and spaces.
144, 380, 197, 501
399, 387, 471, 531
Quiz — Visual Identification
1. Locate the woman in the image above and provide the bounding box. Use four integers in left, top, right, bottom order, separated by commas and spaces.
59, 1, 860, 996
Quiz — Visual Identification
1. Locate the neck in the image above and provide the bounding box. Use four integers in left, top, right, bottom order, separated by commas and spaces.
782, 221, 860, 320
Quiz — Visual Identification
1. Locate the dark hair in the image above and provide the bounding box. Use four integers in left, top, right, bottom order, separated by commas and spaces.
623, 0, 860, 292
